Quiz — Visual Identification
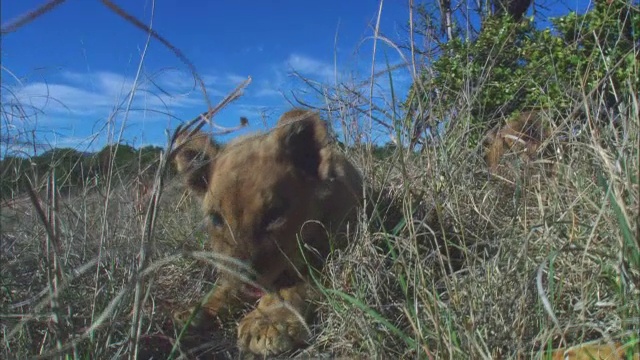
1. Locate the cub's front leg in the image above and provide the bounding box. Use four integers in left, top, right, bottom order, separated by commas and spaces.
175, 279, 251, 330
237, 282, 315, 356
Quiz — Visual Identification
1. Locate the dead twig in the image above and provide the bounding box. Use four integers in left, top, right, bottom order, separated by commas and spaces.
99, 0, 213, 111
1, 0, 68, 35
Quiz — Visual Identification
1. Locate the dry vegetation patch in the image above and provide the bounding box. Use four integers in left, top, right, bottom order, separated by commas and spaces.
1, 108, 638, 359
1, 1, 638, 359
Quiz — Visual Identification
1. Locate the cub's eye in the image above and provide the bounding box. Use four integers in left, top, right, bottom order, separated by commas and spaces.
209, 211, 224, 227
262, 203, 288, 230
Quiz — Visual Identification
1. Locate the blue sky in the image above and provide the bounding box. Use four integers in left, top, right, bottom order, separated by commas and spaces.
1, 0, 587, 155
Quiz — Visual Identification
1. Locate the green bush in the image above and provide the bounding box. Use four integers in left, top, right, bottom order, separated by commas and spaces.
406, 2, 639, 144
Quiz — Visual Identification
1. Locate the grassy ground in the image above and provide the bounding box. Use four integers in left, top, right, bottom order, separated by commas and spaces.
1, 102, 638, 359
1, 3, 639, 360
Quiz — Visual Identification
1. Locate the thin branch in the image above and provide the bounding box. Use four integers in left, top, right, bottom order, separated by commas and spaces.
1, 0, 67, 35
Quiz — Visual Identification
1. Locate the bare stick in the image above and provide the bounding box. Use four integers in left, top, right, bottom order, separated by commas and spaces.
1, 0, 67, 35
100, 0, 212, 111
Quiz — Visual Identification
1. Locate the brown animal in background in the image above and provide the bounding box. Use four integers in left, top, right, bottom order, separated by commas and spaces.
550, 342, 640, 360
484, 111, 553, 174
172, 108, 363, 356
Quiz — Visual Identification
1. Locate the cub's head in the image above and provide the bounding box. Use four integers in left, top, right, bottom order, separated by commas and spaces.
173, 109, 337, 287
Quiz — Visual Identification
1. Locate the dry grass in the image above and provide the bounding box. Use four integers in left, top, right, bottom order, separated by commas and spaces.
7, 103, 636, 359
1, 2, 639, 360
298, 100, 639, 359
1, 89, 638, 360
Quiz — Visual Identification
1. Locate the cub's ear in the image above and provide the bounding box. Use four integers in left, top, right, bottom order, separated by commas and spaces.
276, 108, 314, 126
276, 109, 334, 180
172, 130, 218, 195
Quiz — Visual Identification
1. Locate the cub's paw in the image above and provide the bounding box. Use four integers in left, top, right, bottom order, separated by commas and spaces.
237, 305, 309, 356
172, 307, 218, 332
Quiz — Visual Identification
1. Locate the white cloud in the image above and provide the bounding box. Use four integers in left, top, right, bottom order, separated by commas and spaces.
253, 87, 282, 98
61, 70, 136, 98
0, 66, 325, 151
1, 70, 240, 120
224, 74, 250, 85
248, 75, 285, 98
9, 82, 111, 115
287, 54, 336, 82
153, 70, 248, 97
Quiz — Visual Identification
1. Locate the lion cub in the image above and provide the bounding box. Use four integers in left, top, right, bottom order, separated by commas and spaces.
172, 108, 363, 356
484, 110, 552, 174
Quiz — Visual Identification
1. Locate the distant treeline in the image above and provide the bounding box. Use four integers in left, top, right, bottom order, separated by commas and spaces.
0, 144, 165, 200
0, 141, 400, 201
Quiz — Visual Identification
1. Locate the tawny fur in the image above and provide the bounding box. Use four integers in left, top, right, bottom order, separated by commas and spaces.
485, 111, 551, 173
172, 108, 363, 356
